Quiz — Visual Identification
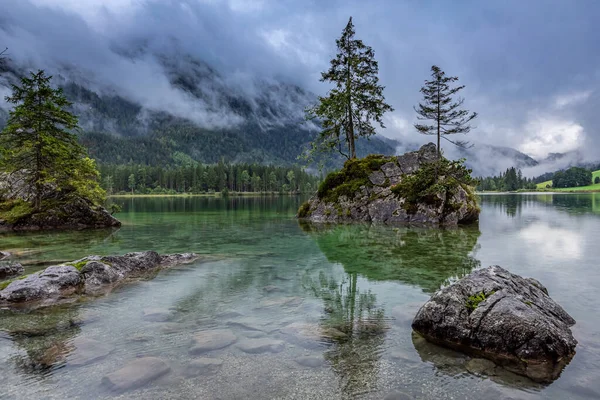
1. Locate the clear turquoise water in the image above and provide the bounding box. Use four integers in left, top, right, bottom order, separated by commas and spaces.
0, 194, 599, 399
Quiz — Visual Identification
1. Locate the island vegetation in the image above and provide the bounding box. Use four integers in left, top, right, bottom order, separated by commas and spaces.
0, 70, 117, 230
299, 17, 479, 225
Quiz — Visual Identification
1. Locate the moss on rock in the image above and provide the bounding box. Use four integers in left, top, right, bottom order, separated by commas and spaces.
317, 155, 389, 203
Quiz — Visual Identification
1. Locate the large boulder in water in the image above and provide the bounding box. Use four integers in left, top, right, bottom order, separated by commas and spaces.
0, 251, 199, 306
411, 266, 577, 382
297, 143, 479, 226
0, 265, 82, 303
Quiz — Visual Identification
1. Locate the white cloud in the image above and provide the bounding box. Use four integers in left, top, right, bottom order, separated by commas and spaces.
518, 114, 583, 159
519, 223, 583, 261
553, 90, 593, 109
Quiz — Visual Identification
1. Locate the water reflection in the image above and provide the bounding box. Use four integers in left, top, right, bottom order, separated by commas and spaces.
0, 306, 83, 377
303, 270, 388, 396
299, 222, 481, 293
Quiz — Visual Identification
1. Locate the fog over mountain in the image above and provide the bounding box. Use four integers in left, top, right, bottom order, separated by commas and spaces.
1, 0, 599, 175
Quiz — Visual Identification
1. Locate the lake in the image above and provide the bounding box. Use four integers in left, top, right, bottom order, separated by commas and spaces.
0, 194, 599, 399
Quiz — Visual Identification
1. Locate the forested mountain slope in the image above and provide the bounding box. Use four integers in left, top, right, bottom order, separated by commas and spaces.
0, 55, 396, 166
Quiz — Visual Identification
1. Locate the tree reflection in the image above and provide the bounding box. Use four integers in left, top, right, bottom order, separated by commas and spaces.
303, 269, 388, 397
0, 305, 83, 377
299, 221, 481, 293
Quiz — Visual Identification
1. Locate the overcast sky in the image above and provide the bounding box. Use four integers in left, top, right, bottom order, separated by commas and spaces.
1, 0, 599, 160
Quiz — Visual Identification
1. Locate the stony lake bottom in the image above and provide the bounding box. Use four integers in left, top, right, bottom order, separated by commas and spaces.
0, 194, 599, 400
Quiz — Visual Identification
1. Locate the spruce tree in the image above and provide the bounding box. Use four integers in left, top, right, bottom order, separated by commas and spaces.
414, 65, 477, 159
0, 70, 105, 210
306, 17, 393, 160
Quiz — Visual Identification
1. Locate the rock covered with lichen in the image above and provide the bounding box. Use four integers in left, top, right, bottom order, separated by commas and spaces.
0, 251, 199, 306
298, 143, 479, 225
412, 266, 577, 383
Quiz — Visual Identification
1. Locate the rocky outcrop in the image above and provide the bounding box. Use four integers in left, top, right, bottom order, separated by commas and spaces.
0, 261, 24, 279
0, 197, 121, 231
411, 266, 577, 383
0, 251, 199, 306
0, 172, 120, 231
298, 143, 479, 226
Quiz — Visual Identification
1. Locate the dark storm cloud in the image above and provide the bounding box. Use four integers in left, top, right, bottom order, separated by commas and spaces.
1, 0, 599, 167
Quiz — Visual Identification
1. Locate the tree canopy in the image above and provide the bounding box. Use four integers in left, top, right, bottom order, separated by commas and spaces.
552, 167, 592, 188
305, 17, 393, 161
0, 70, 105, 210
414, 65, 477, 159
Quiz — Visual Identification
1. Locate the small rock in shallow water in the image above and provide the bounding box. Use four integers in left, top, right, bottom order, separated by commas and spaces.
142, 308, 172, 322
102, 357, 170, 392
382, 390, 414, 400
466, 357, 498, 376
0, 261, 24, 279
68, 337, 115, 366
190, 329, 237, 354
184, 358, 223, 377
236, 338, 285, 354
294, 356, 324, 368
260, 296, 303, 308
0, 251, 11, 260
263, 285, 282, 293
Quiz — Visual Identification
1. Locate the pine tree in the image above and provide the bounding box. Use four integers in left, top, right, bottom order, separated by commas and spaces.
306, 17, 393, 160
0, 70, 105, 210
414, 65, 477, 159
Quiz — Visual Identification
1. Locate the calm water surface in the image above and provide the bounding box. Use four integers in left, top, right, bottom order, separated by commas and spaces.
0, 194, 599, 399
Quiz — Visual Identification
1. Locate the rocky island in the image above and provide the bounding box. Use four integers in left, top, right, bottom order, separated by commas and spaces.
0, 172, 120, 231
298, 143, 479, 226
412, 266, 577, 383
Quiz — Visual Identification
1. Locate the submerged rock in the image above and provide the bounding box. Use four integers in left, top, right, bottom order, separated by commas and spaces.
0, 261, 24, 279
295, 355, 324, 368
411, 266, 577, 382
184, 358, 223, 377
236, 338, 285, 354
0, 251, 199, 306
68, 337, 115, 366
102, 357, 170, 392
298, 143, 479, 226
190, 329, 237, 354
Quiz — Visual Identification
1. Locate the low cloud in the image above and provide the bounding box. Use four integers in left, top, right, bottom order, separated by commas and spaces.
1, 0, 599, 170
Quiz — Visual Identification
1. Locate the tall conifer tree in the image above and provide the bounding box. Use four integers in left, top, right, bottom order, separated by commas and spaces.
0, 70, 105, 210
414, 65, 477, 159
306, 17, 393, 160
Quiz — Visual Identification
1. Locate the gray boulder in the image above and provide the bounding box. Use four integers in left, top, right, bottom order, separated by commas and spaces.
80, 261, 122, 291
0, 251, 11, 260
298, 143, 479, 226
0, 265, 82, 303
0, 251, 198, 306
412, 266, 577, 382
0, 261, 24, 279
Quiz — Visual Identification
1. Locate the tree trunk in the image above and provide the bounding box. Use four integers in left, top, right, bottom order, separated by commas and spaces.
346, 37, 356, 159
35, 86, 42, 211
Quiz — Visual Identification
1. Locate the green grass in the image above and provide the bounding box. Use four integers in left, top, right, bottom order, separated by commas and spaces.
536, 170, 600, 192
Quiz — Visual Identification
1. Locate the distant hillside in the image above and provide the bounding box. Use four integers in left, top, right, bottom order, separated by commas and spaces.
0, 55, 396, 167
